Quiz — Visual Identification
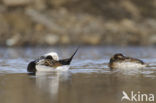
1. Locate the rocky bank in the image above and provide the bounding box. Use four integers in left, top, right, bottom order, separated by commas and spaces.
0, 0, 156, 46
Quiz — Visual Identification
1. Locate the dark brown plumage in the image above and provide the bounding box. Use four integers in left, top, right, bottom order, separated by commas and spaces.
109, 53, 146, 69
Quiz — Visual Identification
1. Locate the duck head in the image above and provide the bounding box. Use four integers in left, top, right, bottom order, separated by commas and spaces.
110, 53, 125, 63
27, 52, 59, 73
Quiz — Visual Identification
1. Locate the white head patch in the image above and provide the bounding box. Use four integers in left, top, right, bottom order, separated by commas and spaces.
44, 52, 59, 60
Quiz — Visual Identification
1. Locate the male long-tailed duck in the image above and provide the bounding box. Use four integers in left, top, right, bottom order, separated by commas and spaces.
109, 53, 147, 69
27, 48, 79, 73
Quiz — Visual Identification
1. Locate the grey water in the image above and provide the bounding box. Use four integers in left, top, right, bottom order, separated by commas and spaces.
0, 46, 156, 103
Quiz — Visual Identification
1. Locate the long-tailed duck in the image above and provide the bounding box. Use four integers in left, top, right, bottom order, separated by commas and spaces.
27, 48, 79, 72
109, 53, 147, 69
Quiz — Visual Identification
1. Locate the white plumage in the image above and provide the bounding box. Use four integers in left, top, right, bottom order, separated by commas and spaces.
44, 52, 59, 60
36, 65, 70, 71
112, 62, 146, 70
36, 52, 69, 71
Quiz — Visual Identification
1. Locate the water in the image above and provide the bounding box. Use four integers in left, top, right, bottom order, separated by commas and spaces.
0, 46, 156, 103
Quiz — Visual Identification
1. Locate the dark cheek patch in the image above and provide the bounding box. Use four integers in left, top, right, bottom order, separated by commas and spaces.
46, 55, 53, 59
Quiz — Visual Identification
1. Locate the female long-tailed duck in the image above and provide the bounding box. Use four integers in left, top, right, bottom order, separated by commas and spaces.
109, 53, 147, 69
27, 48, 79, 73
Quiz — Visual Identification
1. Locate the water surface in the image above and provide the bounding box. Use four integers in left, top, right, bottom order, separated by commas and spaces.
0, 46, 156, 103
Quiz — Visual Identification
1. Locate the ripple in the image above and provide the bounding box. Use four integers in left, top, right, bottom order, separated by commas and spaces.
0, 47, 156, 77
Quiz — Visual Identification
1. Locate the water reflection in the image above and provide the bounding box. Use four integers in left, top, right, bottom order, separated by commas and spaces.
35, 71, 71, 100
0, 47, 156, 103
0, 70, 156, 103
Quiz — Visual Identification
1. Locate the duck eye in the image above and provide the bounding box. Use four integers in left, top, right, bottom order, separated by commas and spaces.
45, 55, 53, 59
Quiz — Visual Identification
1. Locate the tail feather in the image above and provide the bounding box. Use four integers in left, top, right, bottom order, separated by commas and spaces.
69, 47, 79, 62
59, 47, 79, 65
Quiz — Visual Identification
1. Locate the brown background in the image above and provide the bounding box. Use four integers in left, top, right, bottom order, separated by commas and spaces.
0, 0, 156, 46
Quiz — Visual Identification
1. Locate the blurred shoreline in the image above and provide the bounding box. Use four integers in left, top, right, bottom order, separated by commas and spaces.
0, 0, 156, 46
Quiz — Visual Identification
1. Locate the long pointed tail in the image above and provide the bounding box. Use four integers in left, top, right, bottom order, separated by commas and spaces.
69, 47, 79, 61
59, 47, 79, 65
